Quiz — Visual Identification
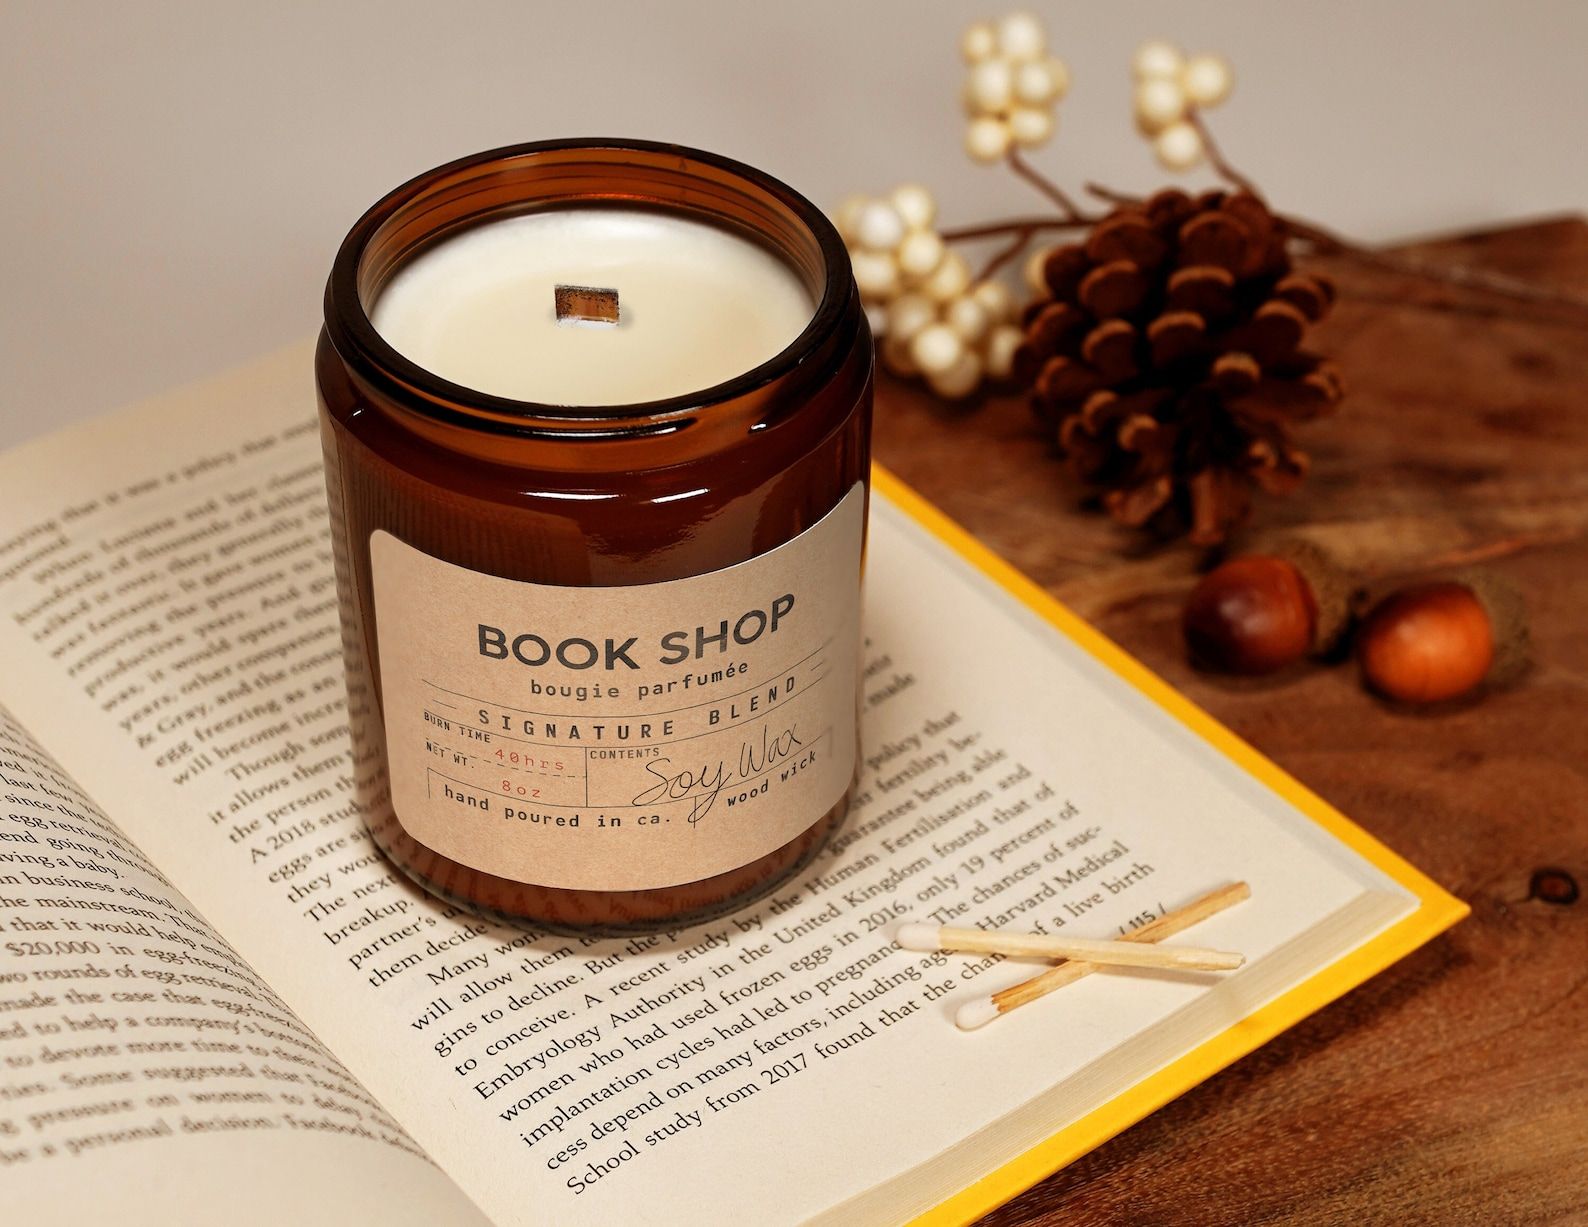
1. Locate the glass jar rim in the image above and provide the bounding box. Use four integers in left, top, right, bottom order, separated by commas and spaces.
324, 138, 854, 434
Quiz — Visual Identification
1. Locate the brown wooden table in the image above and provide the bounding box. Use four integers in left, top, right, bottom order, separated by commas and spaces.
872, 218, 1588, 1226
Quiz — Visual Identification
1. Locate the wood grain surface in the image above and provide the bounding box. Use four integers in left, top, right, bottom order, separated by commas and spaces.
871, 218, 1588, 1226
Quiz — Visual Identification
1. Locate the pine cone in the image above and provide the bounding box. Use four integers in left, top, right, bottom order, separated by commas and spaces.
1016, 188, 1343, 545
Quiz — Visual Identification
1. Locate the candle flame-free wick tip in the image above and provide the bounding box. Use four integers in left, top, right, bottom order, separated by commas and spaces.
555, 284, 620, 326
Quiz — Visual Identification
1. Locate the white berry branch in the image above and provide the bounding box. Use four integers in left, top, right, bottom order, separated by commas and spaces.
834, 11, 1588, 405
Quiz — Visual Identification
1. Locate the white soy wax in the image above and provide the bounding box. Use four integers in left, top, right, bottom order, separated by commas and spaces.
370, 208, 815, 406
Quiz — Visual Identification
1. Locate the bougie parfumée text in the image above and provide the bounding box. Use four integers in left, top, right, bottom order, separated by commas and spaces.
317, 140, 872, 931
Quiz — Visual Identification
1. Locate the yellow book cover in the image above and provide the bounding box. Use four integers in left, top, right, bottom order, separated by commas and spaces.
873, 465, 1468, 1226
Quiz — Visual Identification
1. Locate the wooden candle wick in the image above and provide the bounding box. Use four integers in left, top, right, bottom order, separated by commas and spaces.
955, 881, 1252, 1030
555, 284, 620, 325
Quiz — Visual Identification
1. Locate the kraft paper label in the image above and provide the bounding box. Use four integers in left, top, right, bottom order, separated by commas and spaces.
369, 484, 864, 891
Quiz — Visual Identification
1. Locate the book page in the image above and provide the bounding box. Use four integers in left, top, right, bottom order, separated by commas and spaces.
0, 346, 1409, 1226
0, 705, 486, 1225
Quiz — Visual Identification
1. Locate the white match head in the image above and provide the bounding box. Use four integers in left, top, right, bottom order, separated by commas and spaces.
955, 998, 1001, 1031
894, 922, 943, 952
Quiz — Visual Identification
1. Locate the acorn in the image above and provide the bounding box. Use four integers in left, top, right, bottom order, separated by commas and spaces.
1356, 572, 1528, 705
1182, 540, 1351, 675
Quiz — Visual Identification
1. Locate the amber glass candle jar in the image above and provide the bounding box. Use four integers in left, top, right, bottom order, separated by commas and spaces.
317, 140, 871, 932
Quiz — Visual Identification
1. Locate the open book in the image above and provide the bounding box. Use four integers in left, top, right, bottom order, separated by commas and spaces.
0, 346, 1462, 1226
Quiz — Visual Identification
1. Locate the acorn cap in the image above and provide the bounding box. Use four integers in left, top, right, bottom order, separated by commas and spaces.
1244, 533, 1354, 656
1457, 568, 1530, 686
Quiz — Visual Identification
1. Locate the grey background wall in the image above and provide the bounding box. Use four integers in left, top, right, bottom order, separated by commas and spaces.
2, 1, 1583, 445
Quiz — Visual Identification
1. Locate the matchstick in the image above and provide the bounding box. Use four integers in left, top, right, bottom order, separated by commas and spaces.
896, 923, 1244, 971
952, 881, 1253, 1031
